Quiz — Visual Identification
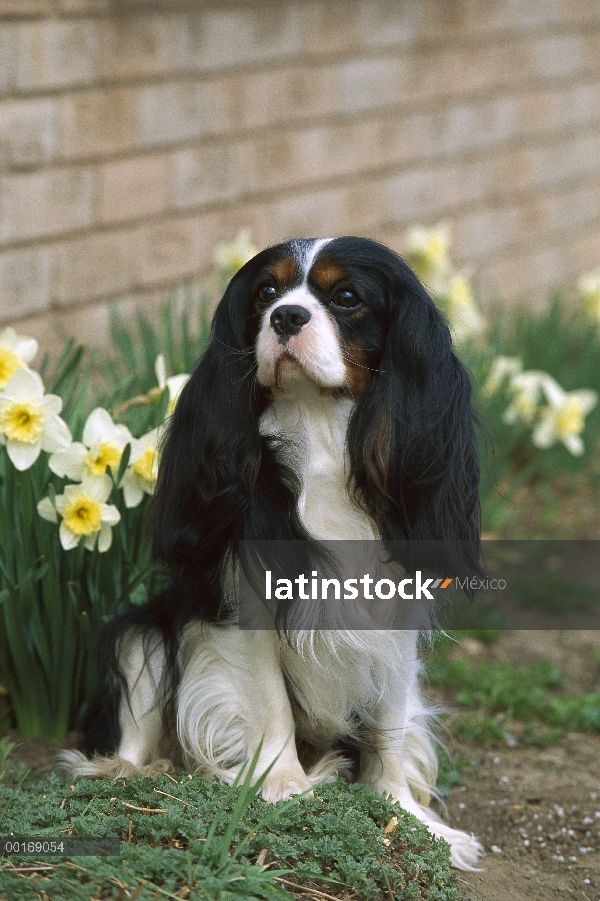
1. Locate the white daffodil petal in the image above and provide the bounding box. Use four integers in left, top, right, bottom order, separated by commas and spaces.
531, 417, 555, 449
40, 415, 72, 453
121, 468, 144, 510
5, 368, 45, 400
41, 394, 63, 417
59, 521, 81, 551
37, 497, 58, 523
83, 408, 116, 447
15, 337, 38, 364
100, 503, 121, 526
82, 474, 113, 504
577, 390, 598, 414
97, 523, 113, 553
6, 440, 40, 470
563, 434, 584, 456
84, 533, 98, 552
155, 354, 167, 389
540, 377, 566, 406
49, 443, 87, 480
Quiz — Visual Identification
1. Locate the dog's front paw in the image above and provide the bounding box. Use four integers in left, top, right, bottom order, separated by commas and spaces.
426, 822, 483, 871
260, 770, 315, 803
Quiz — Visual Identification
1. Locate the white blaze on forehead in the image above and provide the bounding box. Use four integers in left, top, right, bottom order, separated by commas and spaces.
301, 238, 333, 282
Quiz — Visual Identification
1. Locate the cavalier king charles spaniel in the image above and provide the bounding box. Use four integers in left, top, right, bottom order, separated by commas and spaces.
61, 237, 483, 870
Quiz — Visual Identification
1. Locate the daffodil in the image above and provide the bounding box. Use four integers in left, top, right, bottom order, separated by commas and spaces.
120, 427, 161, 508
48, 408, 132, 482
532, 381, 598, 456
0, 327, 38, 390
154, 354, 189, 414
0, 369, 71, 471
577, 270, 600, 324
404, 223, 452, 292
214, 229, 258, 282
37, 474, 121, 552
502, 371, 553, 426
485, 356, 523, 396
442, 272, 484, 341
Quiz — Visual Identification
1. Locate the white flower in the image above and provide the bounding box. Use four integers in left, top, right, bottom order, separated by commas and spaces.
577, 270, 600, 324
0, 327, 38, 390
49, 408, 132, 482
214, 229, 258, 281
0, 369, 71, 471
503, 371, 554, 426
485, 356, 523, 396
532, 381, 598, 456
120, 427, 161, 508
154, 355, 189, 415
37, 475, 121, 552
404, 222, 452, 293
442, 272, 485, 341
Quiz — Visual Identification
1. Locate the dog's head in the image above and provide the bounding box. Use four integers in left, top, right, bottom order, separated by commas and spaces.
150, 237, 481, 597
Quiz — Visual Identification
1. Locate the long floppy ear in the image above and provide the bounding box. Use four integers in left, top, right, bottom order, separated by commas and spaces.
347, 259, 481, 578
148, 263, 267, 575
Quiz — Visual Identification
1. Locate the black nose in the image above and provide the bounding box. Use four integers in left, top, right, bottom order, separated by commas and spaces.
270, 305, 311, 340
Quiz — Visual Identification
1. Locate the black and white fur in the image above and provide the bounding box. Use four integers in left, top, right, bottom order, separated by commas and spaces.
61, 237, 483, 870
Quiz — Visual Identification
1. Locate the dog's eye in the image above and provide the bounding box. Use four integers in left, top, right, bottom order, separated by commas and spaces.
331, 289, 362, 309
257, 285, 277, 305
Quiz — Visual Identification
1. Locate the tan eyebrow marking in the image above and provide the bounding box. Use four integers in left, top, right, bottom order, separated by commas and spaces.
309, 259, 346, 292
270, 257, 298, 289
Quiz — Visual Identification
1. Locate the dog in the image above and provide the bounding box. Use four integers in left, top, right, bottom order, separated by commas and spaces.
61, 237, 483, 870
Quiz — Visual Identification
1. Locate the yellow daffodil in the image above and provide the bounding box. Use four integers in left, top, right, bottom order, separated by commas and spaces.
442, 272, 484, 341
484, 356, 523, 396
214, 230, 258, 282
502, 371, 553, 426
0, 369, 71, 471
48, 408, 132, 482
577, 270, 600, 324
154, 354, 189, 414
532, 381, 598, 456
0, 327, 38, 390
120, 427, 161, 508
404, 223, 452, 292
37, 474, 121, 552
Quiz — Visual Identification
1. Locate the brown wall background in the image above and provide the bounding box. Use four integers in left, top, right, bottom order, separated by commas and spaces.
1, 0, 600, 354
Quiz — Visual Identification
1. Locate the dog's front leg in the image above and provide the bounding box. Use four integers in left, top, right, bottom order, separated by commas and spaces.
356, 636, 483, 871
178, 627, 314, 802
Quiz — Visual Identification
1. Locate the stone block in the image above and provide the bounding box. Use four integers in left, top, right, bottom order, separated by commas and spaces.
532, 34, 583, 81
52, 229, 133, 306
173, 142, 246, 209
58, 87, 137, 159
99, 153, 171, 224
173, 5, 306, 74
130, 215, 204, 287
0, 246, 51, 323
136, 81, 210, 149
15, 20, 100, 91
0, 26, 16, 93
0, 166, 95, 245
97, 13, 176, 82
335, 57, 408, 114
0, 98, 58, 170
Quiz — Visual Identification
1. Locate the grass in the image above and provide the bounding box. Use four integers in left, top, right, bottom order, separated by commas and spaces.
0, 750, 462, 901
425, 634, 600, 747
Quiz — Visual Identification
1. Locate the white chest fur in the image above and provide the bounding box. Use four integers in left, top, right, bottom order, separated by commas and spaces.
259, 390, 376, 541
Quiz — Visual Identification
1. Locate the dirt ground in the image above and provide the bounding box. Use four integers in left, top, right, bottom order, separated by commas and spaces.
3, 630, 600, 901
436, 630, 600, 901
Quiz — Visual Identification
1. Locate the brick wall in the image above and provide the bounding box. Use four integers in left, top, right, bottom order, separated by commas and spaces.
1, 0, 600, 354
